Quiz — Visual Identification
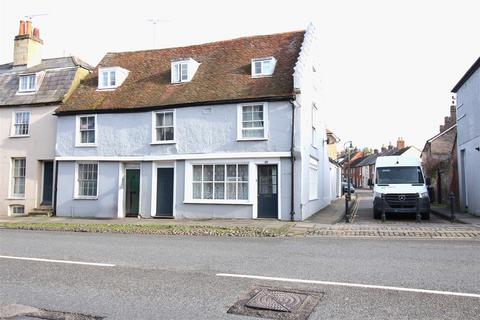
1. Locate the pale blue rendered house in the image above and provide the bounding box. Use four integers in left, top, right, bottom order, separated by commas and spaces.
54, 24, 338, 220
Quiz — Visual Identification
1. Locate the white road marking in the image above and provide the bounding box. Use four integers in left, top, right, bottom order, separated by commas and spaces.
216, 273, 480, 298
0, 255, 115, 267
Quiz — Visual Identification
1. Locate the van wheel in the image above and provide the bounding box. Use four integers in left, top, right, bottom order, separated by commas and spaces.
373, 210, 381, 220
422, 212, 430, 220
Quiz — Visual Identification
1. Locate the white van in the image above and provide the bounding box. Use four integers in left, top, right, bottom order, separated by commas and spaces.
368, 156, 430, 220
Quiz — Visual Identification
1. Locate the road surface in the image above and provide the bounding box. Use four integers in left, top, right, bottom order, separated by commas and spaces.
1, 229, 479, 319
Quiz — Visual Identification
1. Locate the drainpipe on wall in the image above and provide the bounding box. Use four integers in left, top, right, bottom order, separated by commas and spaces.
289, 98, 297, 221
52, 160, 59, 216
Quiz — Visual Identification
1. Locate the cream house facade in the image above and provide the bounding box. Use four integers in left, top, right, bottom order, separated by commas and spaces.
0, 21, 91, 216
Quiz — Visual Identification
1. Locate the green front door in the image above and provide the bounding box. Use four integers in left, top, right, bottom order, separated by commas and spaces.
126, 169, 140, 217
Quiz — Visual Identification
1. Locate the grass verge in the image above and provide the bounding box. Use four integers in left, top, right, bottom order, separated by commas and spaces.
0, 222, 291, 237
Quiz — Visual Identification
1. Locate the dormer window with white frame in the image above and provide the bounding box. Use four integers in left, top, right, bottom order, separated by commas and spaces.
18, 74, 36, 92
171, 58, 200, 83
98, 67, 129, 90
251, 57, 277, 77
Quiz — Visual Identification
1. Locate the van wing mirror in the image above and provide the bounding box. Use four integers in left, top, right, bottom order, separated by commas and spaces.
425, 177, 431, 186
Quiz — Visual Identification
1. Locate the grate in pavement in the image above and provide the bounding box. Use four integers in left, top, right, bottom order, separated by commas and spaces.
228, 286, 323, 320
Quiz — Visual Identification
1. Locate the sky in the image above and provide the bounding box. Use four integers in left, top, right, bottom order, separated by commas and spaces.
1, 0, 479, 150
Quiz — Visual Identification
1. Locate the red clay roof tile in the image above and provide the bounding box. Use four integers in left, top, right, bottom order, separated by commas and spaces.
57, 31, 305, 114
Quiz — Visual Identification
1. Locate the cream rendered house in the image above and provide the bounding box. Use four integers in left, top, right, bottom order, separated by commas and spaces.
0, 21, 91, 216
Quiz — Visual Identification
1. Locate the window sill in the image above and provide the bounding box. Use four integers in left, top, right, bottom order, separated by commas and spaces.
6, 197, 26, 200
151, 141, 176, 145
75, 144, 98, 148
16, 91, 37, 95
74, 196, 98, 200
183, 200, 252, 205
251, 74, 273, 78
9, 135, 30, 138
237, 138, 268, 142
96, 87, 117, 91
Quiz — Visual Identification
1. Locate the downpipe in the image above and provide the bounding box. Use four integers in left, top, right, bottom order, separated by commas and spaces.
289, 99, 298, 222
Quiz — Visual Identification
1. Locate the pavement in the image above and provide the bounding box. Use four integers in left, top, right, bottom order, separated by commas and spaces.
2, 192, 480, 240
306, 195, 352, 224
1, 229, 479, 319
431, 205, 480, 226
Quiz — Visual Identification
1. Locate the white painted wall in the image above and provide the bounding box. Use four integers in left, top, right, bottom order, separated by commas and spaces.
292, 23, 331, 220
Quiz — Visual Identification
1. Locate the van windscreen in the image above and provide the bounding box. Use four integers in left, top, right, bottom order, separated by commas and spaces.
376, 166, 424, 184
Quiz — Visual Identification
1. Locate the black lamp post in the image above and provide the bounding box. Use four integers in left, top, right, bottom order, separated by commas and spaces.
344, 141, 353, 223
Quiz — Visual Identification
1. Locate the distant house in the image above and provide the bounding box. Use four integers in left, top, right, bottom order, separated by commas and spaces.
421, 103, 457, 204
0, 21, 91, 216
326, 129, 340, 160
452, 56, 480, 216
54, 24, 335, 221
350, 139, 421, 189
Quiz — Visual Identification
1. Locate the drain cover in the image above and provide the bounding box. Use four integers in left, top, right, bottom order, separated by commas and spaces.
228, 286, 323, 320
246, 289, 308, 312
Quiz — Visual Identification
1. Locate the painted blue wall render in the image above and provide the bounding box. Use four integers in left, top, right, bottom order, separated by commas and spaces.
56, 101, 292, 157
456, 67, 480, 215
56, 161, 120, 218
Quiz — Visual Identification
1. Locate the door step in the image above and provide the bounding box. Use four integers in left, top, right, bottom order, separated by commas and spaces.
28, 207, 53, 217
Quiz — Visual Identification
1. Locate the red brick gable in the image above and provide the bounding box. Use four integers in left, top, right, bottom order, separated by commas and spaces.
57, 31, 305, 114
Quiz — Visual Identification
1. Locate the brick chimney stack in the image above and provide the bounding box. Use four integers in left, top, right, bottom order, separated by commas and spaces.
13, 20, 43, 67
450, 103, 456, 124
396, 137, 405, 150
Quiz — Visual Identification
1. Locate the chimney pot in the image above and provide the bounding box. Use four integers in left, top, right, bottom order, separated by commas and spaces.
26, 21, 33, 36
33, 28, 40, 38
18, 20, 26, 35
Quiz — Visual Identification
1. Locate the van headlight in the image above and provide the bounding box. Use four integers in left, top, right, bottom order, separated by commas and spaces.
373, 191, 383, 199
419, 192, 429, 198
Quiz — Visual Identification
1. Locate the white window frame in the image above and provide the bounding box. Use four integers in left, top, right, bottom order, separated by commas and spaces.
11, 111, 31, 137
75, 114, 97, 147
10, 157, 26, 198
184, 160, 251, 204
171, 61, 189, 83
98, 69, 117, 89
9, 205, 25, 216
151, 110, 176, 144
309, 157, 319, 200
237, 102, 268, 141
251, 57, 277, 77
312, 104, 318, 148
74, 162, 99, 199
18, 74, 36, 92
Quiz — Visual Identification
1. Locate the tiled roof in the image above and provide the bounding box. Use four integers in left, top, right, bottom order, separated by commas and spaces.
57, 31, 305, 114
0, 57, 93, 107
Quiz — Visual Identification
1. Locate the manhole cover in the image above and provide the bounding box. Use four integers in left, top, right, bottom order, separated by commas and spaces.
228, 286, 324, 320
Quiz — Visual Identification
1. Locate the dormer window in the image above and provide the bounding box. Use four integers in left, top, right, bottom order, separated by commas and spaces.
171, 58, 200, 84
101, 70, 116, 88
18, 74, 36, 92
251, 57, 277, 77
98, 67, 129, 90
